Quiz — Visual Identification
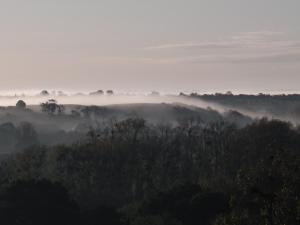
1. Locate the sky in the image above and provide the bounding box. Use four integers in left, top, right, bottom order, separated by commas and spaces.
0, 0, 300, 94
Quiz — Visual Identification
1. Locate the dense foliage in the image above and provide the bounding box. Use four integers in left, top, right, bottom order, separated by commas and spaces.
0, 117, 298, 225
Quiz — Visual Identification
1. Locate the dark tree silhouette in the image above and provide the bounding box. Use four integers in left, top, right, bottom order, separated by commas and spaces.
81, 206, 124, 225
90, 90, 104, 96
16, 100, 26, 109
0, 179, 80, 225
40, 99, 65, 115
106, 90, 114, 95
40, 90, 50, 96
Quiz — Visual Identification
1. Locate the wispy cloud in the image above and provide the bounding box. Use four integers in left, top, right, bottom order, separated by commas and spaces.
96, 32, 300, 65
144, 42, 238, 50
145, 31, 287, 50
143, 31, 300, 64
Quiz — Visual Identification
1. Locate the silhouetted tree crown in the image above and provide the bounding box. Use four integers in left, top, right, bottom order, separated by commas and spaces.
40, 90, 50, 96
16, 100, 26, 109
40, 99, 65, 115
106, 90, 114, 95
90, 90, 104, 95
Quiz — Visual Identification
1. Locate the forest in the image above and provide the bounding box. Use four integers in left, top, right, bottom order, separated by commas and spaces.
0, 95, 299, 225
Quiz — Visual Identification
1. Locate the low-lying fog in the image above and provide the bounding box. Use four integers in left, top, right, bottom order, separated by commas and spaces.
0, 94, 264, 119
0, 94, 208, 107
0, 93, 285, 121
1, 90, 300, 153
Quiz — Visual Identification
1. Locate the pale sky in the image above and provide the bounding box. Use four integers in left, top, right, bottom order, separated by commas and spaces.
1, 0, 300, 94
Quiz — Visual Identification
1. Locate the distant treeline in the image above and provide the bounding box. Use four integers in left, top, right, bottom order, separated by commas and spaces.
0, 117, 299, 225
183, 92, 300, 122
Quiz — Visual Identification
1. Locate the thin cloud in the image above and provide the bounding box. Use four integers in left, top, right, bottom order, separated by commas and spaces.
94, 32, 300, 65
189, 53, 300, 64
143, 31, 300, 64
145, 31, 286, 50
144, 42, 239, 50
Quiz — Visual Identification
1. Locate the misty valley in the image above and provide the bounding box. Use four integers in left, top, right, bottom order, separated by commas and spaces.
2, 0, 300, 224
0, 91, 298, 225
